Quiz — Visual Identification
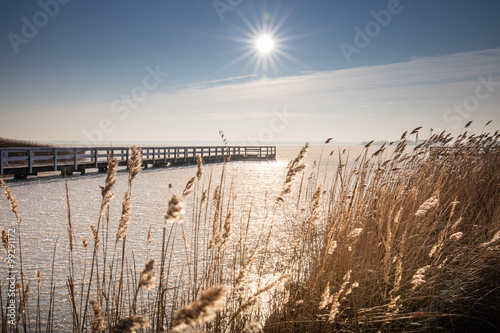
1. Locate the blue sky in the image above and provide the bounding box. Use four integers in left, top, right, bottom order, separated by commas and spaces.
1, 0, 499, 144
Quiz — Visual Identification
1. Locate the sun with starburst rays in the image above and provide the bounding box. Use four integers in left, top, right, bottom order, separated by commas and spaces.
255, 34, 275, 54
217, 5, 307, 79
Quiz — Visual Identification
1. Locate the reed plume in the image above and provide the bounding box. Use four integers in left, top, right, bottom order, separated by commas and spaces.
100, 157, 118, 210
243, 321, 262, 333
450, 232, 463, 241
451, 217, 463, 231
411, 265, 430, 290
372, 142, 386, 157
116, 192, 131, 242
0, 178, 21, 222
326, 240, 337, 255
112, 316, 148, 333
196, 154, 203, 180
277, 143, 308, 202
410, 126, 422, 135
318, 282, 332, 310
230, 276, 285, 323
19, 282, 29, 315
128, 146, 142, 184
182, 177, 196, 197
147, 225, 152, 246
170, 286, 226, 332
164, 195, 185, 223
306, 185, 323, 226
209, 186, 222, 248
90, 299, 105, 332
220, 212, 232, 250
480, 230, 500, 248
219, 130, 227, 145
1, 228, 8, 251
415, 195, 439, 217
327, 270, 352, 322
219, 130, 231, 161
138, 259, 156, 290
394, 139, 407, 155
90, 224, 100, 248
212, 185, 220, 205
234, 247, 258, 295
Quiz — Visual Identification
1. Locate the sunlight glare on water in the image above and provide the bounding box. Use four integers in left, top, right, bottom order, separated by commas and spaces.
0, 145, 373, 330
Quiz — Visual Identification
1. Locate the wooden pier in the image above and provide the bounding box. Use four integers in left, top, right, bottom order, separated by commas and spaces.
0, 146, 276, 179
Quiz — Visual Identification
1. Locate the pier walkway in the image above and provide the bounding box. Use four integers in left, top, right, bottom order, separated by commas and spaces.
0, 146, 276, 179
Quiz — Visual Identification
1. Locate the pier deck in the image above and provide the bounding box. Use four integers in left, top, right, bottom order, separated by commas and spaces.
0, 146, 276, 179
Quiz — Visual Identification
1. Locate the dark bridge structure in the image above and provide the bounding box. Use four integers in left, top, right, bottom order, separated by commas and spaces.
0, 146, 276, 179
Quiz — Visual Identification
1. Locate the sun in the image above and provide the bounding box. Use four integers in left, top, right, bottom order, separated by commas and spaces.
213, 4, 308, 78
255, 34, 275, 54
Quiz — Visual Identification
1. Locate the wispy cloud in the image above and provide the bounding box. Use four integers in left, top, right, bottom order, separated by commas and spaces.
169, 111, 312, 122
169, 74, 259, 91
2, 49, 499, 142
137, 48, 500, 139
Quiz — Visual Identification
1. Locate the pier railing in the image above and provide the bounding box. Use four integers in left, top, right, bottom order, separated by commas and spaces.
0, 146, 276, 179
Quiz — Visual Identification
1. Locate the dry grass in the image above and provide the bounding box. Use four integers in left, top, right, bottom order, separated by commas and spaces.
0, 125, 499, 332
0, 137, 51, 148
170, 286, 225, 332
265, 127, 500, 332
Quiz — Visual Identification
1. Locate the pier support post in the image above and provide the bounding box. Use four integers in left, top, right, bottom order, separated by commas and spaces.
28, 149, 34, 174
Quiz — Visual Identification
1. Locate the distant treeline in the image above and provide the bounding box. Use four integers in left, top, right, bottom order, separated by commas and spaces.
0, 137, 52, 148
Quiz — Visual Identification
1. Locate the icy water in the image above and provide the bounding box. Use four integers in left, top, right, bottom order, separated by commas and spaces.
0, 145, 370, 330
